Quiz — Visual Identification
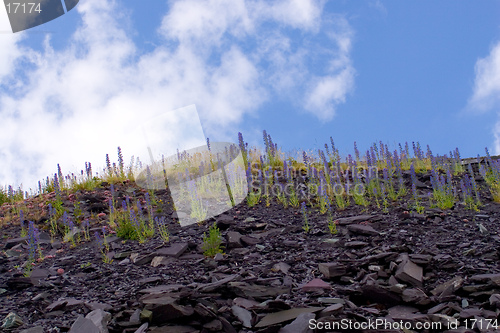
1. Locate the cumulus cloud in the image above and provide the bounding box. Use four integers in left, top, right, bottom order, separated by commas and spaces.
468, 41, 500, 153
469, 41, 500, 112
0, 0, 355, 191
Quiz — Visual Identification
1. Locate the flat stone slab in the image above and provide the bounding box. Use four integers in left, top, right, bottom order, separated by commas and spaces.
347, 224, 379, 236
300, 278, 332, 292
395, 258, 423, 287
154, 243, 188, 258
255, 307, 323, 328
319, 263, 347, 279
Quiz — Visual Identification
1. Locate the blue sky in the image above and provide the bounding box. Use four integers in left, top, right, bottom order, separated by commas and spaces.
1, 0, 500, 192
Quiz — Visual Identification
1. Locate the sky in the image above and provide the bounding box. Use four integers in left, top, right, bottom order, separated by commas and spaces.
0, 0, 500, 193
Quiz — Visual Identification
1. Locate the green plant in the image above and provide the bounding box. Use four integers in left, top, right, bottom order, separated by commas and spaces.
73, 201, 83, 221
155, 216, 170, 243
80, 262, 91, 268
317, 192, 329, 214
247, 190, 260, 207
95, 231, 113, 264
288, 186, 299, 208
202, 222, 224, 257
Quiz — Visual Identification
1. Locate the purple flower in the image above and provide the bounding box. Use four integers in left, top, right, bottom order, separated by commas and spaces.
94, 231, 103, 248
109, 198, 114, 214
411, 183, 418, 201
144, 192, 152, 211
354, 142, 360, 161
53, 174, 61, 199
117, 147, 124, 174
62, 211, 69, 227
263, 130, 269, 154
106, 154, 111, 174
19, 210, 24, 229
129, 210, 141, 230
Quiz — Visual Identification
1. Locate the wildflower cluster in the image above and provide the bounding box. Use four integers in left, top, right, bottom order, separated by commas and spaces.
24, 221, 40, 276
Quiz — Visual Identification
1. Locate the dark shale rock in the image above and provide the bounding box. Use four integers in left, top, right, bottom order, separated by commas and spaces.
3, 172, 500, 332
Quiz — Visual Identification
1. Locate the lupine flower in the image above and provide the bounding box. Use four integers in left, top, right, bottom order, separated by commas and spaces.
324, 143, 330, 157
409, 163, 417, 185
117, 146, 124, 174
86, 162, 92, 178
94, 231, 103, 249
263, 130, 269, 154
386, 150, 393, 169
57, 164, 64, 187
129, 210, 141, 230
106, 154, 111, 174
206, 137, 211, 152
136, 200, 145, 220
354, 142, 360, 161
245, 165, 253, 190
366, 150, 372, 167
19, 209, 25, 230
122, 200, 128, 211
144, 192, 152, 212
108, 198, 114, 214
370, 147, 376, 166
53, 174, 61, 199
62, 211, 69, 227
411, 183, 418, 201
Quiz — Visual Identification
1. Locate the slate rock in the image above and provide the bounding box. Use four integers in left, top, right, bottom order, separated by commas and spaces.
68, 315, 100, 333
431, 276, 464, 296
361, 284, 401, 307
155, 243, 188, 258
19, 327, 44, 333
318, 263, 347, 279
86, 309, 111, 333
300, 278, 332, 292
231, 305, 253, 328
395, 257, 423, 287
142, 296, 194, 324
255, 307, 324, 328
347, 224, 380, 236
226, 231, 243, 248
1, 312, 24, 330
278, 312, 315, 333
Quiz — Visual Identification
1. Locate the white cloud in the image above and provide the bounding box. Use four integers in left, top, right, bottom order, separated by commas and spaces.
303, 16, 355, 121
0, 0, 355, 191
469, 41, 500, 112
468, 41, 500, 153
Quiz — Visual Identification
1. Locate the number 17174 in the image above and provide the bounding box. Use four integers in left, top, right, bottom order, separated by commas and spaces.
6, 2, 42, 14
